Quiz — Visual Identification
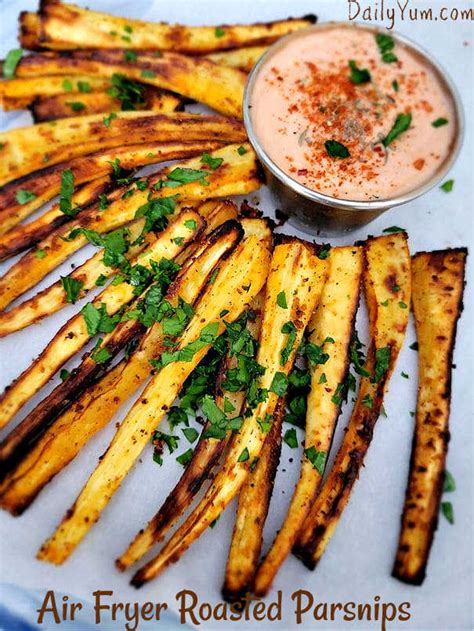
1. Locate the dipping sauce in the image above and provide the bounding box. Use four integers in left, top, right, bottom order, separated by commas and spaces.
249, 24, 457, 201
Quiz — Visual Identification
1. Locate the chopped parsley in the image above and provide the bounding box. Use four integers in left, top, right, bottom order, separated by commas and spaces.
399, 301, 408, 309
325, 140, 350, 159
331, 382, 345, 406
34, 249, 47, 259
141, 69, 156, 78
440, 179, 454, 193
184, 219, 197, 230
103, 112, 117, 127
270, 371, 288, 396
176, 448, 194, 467
160, 167, 210, 187
66, 101, 85, 112
59, 368, 70, 381
15, 189, 37, 205
383, 226, 405, 233
81, 302, 120, 336
443, 470, 456, 493
200, 152, 223, 170
441, 501, 454, 525
317, 244, 331, 260
382, 113, 412, 147
91, 339, 112, 364
283, 428, 298, 449
214, 27, 226, 38
60, 276, 83, 304
134, 194, 177, 234
77, 81, 91, 93
237, 145, 247, 155
3, 49, 23, 79
362, 394, 373, 409
280, 321, 297, 366
348, 59, 371, 84
392, 80, 399, 92
59, 169, 81, 217
304, 447, 327, 475
276, 291, 288, 309
182, 427, 198, 443
107, 73, 145, 110
350, 331, 370, 377
237, 447, 250, 462
62, 79, 73, 91
123, 50, 138, 63
432, 117, 448, 128
372, 346, 391, 383
375, 33, 398, 63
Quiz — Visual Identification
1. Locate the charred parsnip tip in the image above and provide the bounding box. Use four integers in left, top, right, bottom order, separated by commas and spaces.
0, 140, 222, 238
223, 398, 284, 603
0, 143, 261, 312
205, 46, 268, 72
0, 218, 243, 513
4, 50, 247, 120
0, 218, 149, 337
393, 248, 467, 585
252, 245, 363, 596
37, 219, 272, 564
0, 210, 204, 433
130, 238, 327, 587
0, 75, 111, 110
22, 2, 315, 53
117, 291, 265, 571
294, 233, 411, 569
30, 88, 182, 123
0, 111, 246, 186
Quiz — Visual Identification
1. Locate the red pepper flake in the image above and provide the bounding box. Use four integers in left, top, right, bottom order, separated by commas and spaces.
413, 158, 425, 170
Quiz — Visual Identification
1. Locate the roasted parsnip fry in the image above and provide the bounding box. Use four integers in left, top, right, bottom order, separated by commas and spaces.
6, 50, 247, 119
252, 246, 363, 596
294, 233, 411, 569
116, 292, 265, 571
205, 46, 268, 72
18, 11, 42, 50
0, 140, 223, 247
393, 248, 467, 585
37, 219, 272, 563
30, 2, 315, 53
0, 76, 111, 111
131, 238, 327, 586
0, 218, 148, 337
0, 176, 111, 240
30, 89, 183, 122
0, 211, 203, 432
0, 111, 245, 186
0, 221, 243, 506
223, 400, 284, 602
0, 144, 261, 312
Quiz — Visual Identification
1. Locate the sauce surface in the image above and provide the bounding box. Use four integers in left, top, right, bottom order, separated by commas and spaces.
249, 25, 456, 201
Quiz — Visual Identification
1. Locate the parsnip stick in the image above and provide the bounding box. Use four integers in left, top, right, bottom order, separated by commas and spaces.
25, 2, 315, 53
393, 248, 467, 585
205, 46, 268, 72
294, 233, 411, 569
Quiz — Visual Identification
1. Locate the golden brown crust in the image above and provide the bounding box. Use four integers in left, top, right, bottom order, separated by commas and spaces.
392, 248, 467, 585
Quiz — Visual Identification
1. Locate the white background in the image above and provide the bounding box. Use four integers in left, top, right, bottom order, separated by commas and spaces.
0, 1, 473, 630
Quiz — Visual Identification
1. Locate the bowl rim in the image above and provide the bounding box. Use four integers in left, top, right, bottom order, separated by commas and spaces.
243, 21, 465, 212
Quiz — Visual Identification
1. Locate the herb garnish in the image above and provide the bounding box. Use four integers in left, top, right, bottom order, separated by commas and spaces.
443, 470, 456, 493
237, 146, 247, 155
304, 447, 327, 475
283, 428, 298, 449
325, 140, 350, 159
58, 169, 82, 217
78, 81, 91, 93
382, 113, 412, 147
280, 321, 297, 365
441, 501, 454, 524
103, 112, 117, 127
270, 372, 288, 396
34, 249, 47, 259
200, 152, 223, 170
238, 447, 250, 462
3, 49, 23, 79
348, 60, 371, 84
277, 291, 288, 309
432, 117, 448, 128
375, 33, 398, 63
215, 27, 225, 38
107, 73, 145, 110
176, 448, 194, 467
15, 189, 37, 205
81, 302, 120, 336
372, 346, 391, 382
61, 276, 84, 304
66, 101, 85, 112
383, 226, 405, 233
123, 50, 138, 63
440, 179, 454, 193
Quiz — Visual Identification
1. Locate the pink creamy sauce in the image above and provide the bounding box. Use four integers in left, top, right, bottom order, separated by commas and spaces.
250, 25, 456, 201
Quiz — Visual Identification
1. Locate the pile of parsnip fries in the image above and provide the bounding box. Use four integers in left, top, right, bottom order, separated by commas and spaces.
0, 0, 468, 600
